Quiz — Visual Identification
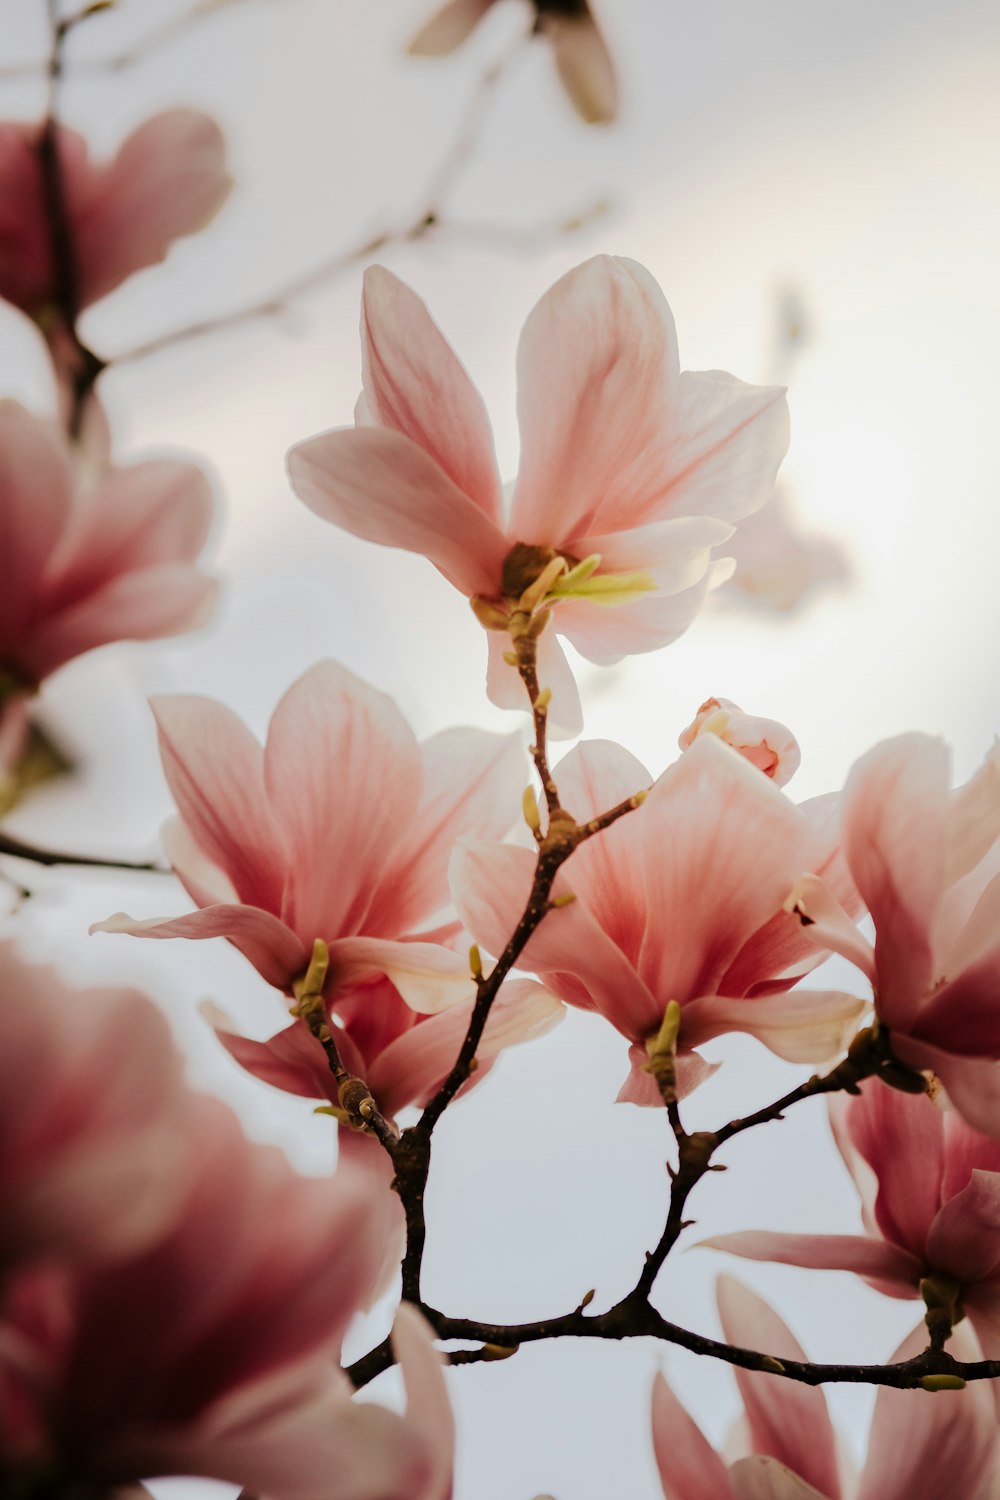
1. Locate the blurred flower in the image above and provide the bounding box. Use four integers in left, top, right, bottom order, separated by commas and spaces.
0, 1092, 453, 1498
679, 697, 801, 786
408, 0, 618, 125
0, 942, 195, 1268
705, 1083, 1000, 1360
653, 1278, 998, 1500
289, 258, 788, 737
0, 400, 217, 696
714, 487, 850, 613
788, 734, 1000, 1135
94, 659, 560, 1114
0, 110, 230, 320
452, 735, 865, 1105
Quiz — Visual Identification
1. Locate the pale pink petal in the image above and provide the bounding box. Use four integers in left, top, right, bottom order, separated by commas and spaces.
152, 694, 286, 911
289, 425, 508, 597
264, 660, 421, 944
0, 402, 73, 655
729, 1457, 830, 1500
510, 256, 680, 543
373, 727, 526, 933
636, 736, 814, 1004
856, 1323, 998, 1500
553, 570, 715, 667
944, 741, 1000, 887
408, 0, 495, 53
547, 13, 618, 125
615, 1043, 720, 1106
486, 625, 583, 738
788, 875, 876, 985
838, 1083, 944, 1261
891, 1036, 1000, 1141
162, 816, 239, 908
91, 905, 307, 992
925, 1170, 1000, 1282
679, 698, 801, 788
651, 1372, 736, 1500
702, 1231, 921, 1297
390, 1304, 455, 1500
75, 110, 231, 306
717, 1278, 841, 1500
450, 839, 661, 1039
328, 935, 475, 1016
842, 735, 949, 1030
204, 1009, 336, 1105
367, 977, 562, 1116
681, 989, 867, 1065
940, 867, 1000, 977
361, 266, 502, 521
485, 628, 528, 712
940, 1110, 1000, 1199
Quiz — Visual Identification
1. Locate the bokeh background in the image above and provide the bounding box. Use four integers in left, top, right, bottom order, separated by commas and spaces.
3, 0, 1000, 1494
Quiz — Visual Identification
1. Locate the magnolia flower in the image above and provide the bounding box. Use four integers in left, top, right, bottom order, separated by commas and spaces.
678, 697, 801, 786
714, 487, 850, 613
788, 734, 1000, 1135
288, 258, 789, 736
0, 110, 230, 319
704, 1081, 1000, 1359
653, 1278, 998, 1500
94, 660, 561, 1115
0, 1098, 454, 1499
409, 0, 618, 125
452, 734, 866, 1105
0, 942, 196, 1267
0, 401, 217, 697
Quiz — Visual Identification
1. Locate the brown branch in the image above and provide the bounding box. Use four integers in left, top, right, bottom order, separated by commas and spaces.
0, 830, 166, 872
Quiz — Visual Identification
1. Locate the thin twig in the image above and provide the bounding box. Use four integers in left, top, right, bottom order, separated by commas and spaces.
0, 831, 166, 872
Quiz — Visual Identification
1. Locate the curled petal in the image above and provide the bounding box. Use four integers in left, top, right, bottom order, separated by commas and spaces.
680, 988, 868, 1065
701, 1230, 922, 1298
91, 905, 307, 992
329, 935, 476, 1016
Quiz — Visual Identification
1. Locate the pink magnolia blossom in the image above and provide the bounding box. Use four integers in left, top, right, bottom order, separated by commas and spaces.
0, 110, 230, 319
452, 734, 866, 1106
409, 0, 618, 125
288, 258, 789, 736
0, 942, 197, 1267
0, 1097, 454, 1499
653, 1278, 997, 1500
787, 734, 1000, 1135
704, 1081, 1000, 1360
94, 659, 561, 1116
678, 697, 801, 787
0, 401, 217, 693
714, 487, 850, 613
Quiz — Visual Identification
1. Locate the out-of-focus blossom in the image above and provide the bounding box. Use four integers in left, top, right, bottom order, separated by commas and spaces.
0, 401, 217, 693
0, 942, 195, 1267
652, 1278, 998, 1500
0, 110, 230, 320
0, 1094, 454, 1499
714, 488, 850, 613
94, 660, 561, 1115
452, 734, 866, 1105
408, 0, 618, 125
289, 258, 789, 737
679, 697, 801, 786
788, 734, 1000, 1135
704, 1081, 1000, 1359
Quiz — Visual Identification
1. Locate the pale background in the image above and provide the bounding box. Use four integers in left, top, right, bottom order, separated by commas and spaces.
2, 0, 1000, 1495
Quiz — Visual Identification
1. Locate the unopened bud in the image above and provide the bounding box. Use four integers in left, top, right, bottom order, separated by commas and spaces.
470, 596, 510, 632
523, 785, 541, 832
519, 555, 568, 613
919, 1374, 967, 1391
481, 1342, 519, 1361
759, 1356, 786, 1374
550, 890, 577, 908
649, 1000, 682, 1060
503, 650, 518, 667
469, 944, 483, 980
579, 1287, 596, 1309
535, 687, 552, 711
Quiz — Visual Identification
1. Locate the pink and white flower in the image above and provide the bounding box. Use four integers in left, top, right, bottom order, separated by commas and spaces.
94, 659, 561, 1116
788, 734, 1000, 1135
0, 110, 230, 320
678, 698, 801, 786
288, 258, 789, 736
0, 401, 217, 694
452, 734, 866, 1105
653, 1278, 998, 1500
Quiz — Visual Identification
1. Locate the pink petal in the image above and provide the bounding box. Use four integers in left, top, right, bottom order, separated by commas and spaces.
390, 1305, 455, 1500
940, 1110, 1000, 1200
264, 660, 421, 945
0, 122, 54, 311
652, 1371, 735, 1500
75, 110, 231, 307
891, 1035, 1000, 1141
361, 266, 502, 522
408, 0, 494, 53
717, 1277, 841, 1500
162, 816, 239, 908
835, 1082, 945, 1261
944, 740, 1000, 887
842, 735, 949, 1030
615, 1043, 721, 1106
91, 905, 307, 992
205, 1011, 336, 1105
678, 698, 801, 789
681, 988, 867, 1065
451, 839, 661, 1039
702, 1230, 922, 1297
554, 570, 716, 667
152, 694, 287, 912
547, 12, 618, 125
288, 425, 508, 597
485, 623, 583, 738
925, 1169, 1000, 1282
856, 1323, 998, 1500
910, 940, 1000, 1055
510, 256, 681, 543
0, 403, 73, 659
785, 875, 876, 986
373, 727, 526, 934
729, 1457, 830, 1500
328, 935, 476, 1016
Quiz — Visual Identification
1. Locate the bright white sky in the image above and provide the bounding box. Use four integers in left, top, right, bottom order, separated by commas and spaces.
3, 0, 1000, 1496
